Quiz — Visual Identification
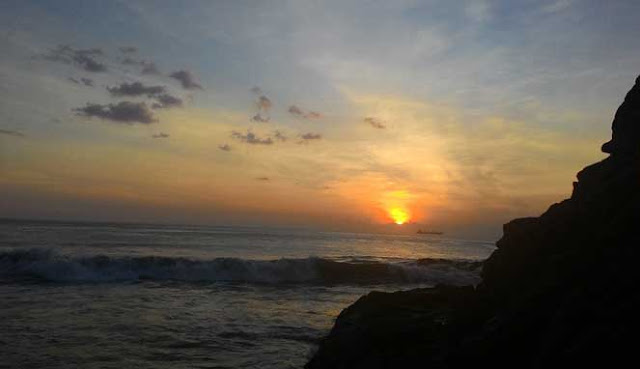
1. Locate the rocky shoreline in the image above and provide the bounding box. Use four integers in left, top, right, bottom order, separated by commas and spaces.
306, 76, 640, 368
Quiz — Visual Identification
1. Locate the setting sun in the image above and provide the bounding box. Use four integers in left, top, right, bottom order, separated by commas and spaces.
389, 208, 410, 225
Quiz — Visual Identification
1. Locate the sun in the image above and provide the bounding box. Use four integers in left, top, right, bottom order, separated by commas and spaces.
389, 207, 410, 225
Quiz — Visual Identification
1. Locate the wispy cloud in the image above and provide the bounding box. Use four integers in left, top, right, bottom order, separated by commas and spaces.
170, 70, 203, 90
122, 58, 160, 75
106, 82, 182, 109
0, 129, 25, 137
273, 130, 287, 141
300, 132, 322, 141
250, 87, 273, 122
74, 102, 156, 124
152, 94, 183, 109
80, 78, 94, 87
39, 45, 107, 72
541, 0, 574, 14
288, 105, 322, 119
364, 117, 386, 129
250, 113, 270, 123
118, 46, 138, 54
257, 95, 272, 111
231, 130, 274, 145
107, 82, 165, 97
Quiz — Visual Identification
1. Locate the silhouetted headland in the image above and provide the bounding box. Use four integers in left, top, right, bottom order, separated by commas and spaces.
306, 75, 640, 368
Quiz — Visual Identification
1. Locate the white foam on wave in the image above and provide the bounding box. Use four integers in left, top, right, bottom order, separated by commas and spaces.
0, 248, 482, 285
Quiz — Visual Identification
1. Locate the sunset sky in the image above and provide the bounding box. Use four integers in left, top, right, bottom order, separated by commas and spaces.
1, 0, 639, 239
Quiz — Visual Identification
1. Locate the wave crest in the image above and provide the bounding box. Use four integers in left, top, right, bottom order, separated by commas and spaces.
0, 248, 482, 285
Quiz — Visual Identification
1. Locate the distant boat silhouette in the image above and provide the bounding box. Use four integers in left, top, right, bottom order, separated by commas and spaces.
417, 229, 443, 235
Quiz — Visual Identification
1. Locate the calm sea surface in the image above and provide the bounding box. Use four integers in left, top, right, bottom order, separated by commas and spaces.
0, 219, 495, 368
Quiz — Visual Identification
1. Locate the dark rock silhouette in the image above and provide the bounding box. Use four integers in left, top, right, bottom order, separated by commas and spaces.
306, 76, 640, 368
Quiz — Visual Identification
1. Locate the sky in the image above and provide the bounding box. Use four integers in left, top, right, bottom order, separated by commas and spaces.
1, 0, 639, 239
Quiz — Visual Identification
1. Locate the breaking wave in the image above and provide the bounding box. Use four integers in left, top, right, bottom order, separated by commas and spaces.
0, 248, 483, 285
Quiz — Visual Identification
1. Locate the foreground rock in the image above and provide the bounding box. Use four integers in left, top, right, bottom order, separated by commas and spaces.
307, 76, 640, 368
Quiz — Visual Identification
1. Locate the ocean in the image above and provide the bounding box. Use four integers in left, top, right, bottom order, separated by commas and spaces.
0, 219, 495, 368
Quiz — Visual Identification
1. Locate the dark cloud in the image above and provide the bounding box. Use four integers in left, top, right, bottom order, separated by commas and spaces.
250, 113, 270, 123
288, 105, 322, 119
256, 177, 270, 181
288, 105, 304, 116
0, 129, 25, 137
122, 58, 160, 75
152, 94, 183, 109
69, 77, 94, 87
249, 94, 273, 122
231, 130, 273, 145
121, 57, 138, 66
364, 117, 386, 129
170, 70, 202, 90
107, 82, 182, 110
273, 130, 287, 141
152, 132, 169, 139
73, 101, 156, 124
300, 132, 322, 140
119, 46, 137, 54
40, 45, 107, 72
218, 143, 232, 152
80, 78, 94, 87
141, 61, 160, 75
257, 95, 272, 111
306, 111, 322, 119
298, 132, 323, 144
107, 82, 165, 97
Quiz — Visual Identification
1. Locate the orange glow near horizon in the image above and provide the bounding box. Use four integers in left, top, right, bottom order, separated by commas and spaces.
389, 207, 410, 225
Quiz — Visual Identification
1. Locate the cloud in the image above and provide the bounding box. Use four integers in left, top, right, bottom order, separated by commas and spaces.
250, 93, 273, 122
273, 130, 287, 141
80, 78, 94, 87
170, 70, 203, 90
231, 130, 274, 145
119, 46, 137, 54
73, 102, 156, 124
364, 117, 386, 129
69, 77, 94, 87
107, 82, 166, 97
0, 129, 25, 137
541, 0, 574, 14
288, 105, 304, 116
40, 45, 107, 72
257, 95, 272, 111
250, 113, 270, 123
122, 58, 160, 75
306, 111, 322, 119
141, 61, 160, 75
152, 132, 169, 139
250, 86, 263, 94
300, 132, 322, 140
121, 57, 138, 66
288, 105, 322, 119
152, 94, 183, 109
256, 177, 270, 181
106, 82, 181, 109
218, 143, 232, 151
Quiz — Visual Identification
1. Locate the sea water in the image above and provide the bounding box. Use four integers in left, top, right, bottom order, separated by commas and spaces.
0, 219, 495, 368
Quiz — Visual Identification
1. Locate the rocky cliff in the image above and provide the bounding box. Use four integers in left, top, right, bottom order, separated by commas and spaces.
306, 76, 640, 368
